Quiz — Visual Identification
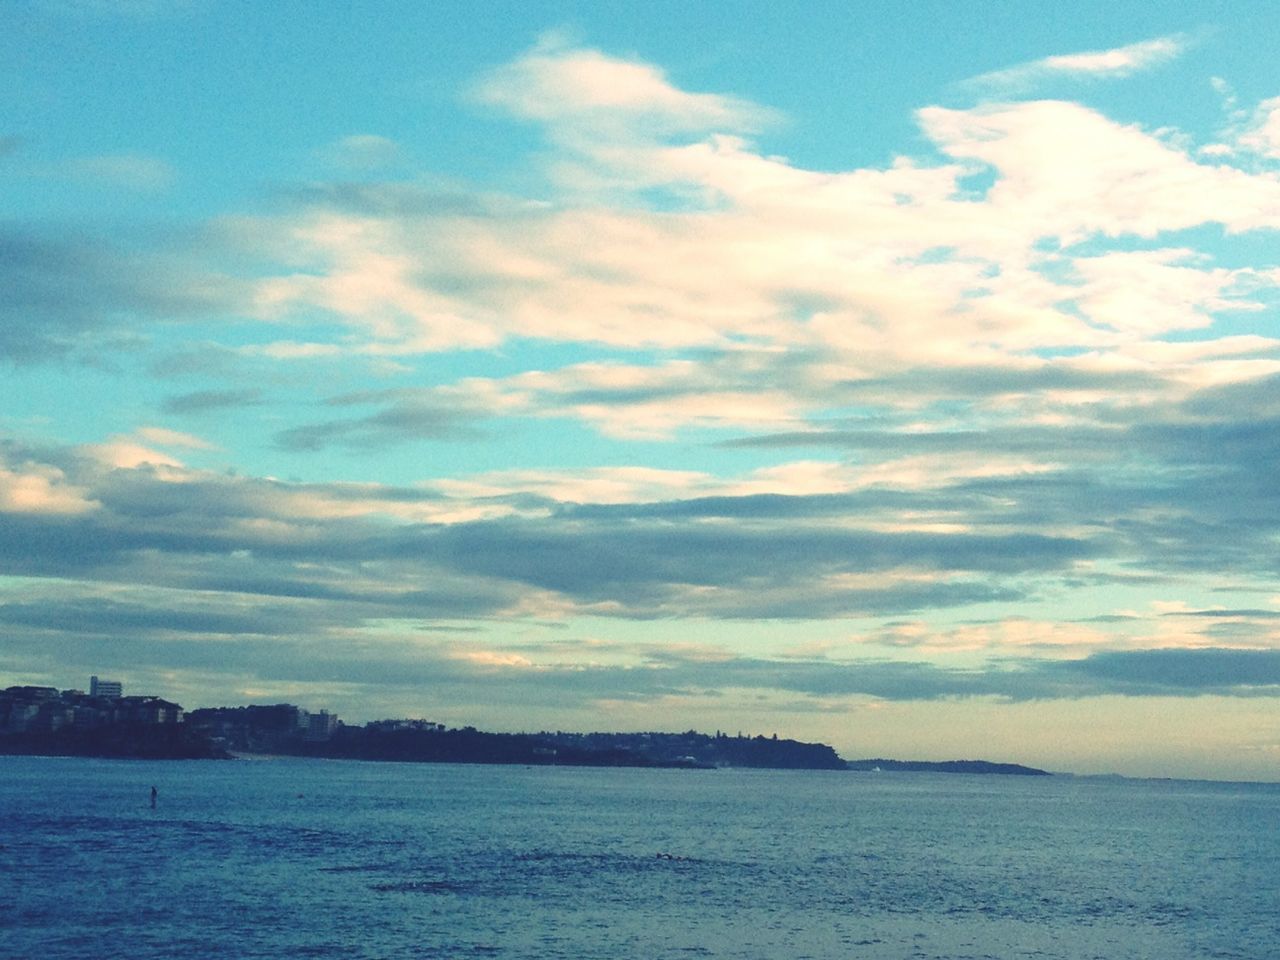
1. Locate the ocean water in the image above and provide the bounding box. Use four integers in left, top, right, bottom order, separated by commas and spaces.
1, 757, 1277, 960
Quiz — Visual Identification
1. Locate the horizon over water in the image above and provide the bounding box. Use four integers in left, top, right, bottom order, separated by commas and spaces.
3, 756, 1278, 959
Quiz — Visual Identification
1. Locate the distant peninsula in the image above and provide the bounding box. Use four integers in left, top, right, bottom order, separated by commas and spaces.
191, 706, 850, 771
2, 679, 1048, 775
847, 759, 1051, 776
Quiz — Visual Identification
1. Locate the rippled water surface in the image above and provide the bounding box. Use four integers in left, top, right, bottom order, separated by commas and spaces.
2, 756, 1277, 959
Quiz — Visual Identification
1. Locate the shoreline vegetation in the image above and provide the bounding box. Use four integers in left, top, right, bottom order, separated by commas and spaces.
1, 683, 1048, 774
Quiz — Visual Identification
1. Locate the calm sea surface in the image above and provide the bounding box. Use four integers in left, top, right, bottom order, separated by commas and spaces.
1, 756, 1277, 960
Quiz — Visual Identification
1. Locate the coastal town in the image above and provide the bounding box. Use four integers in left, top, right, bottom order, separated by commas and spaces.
1, 676, 184, 734
0, 677, 218, 759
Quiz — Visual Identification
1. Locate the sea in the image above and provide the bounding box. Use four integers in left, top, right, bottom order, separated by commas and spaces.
1, 756, 1277, 960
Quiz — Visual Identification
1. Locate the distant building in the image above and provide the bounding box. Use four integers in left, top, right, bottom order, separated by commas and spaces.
89, 676, 123, 699
1, 682, 184, 737
305, 709, 339, 741
3, 702, 40, 733
72, 705, 106, 729
6, 686, 59, 701
31, 702, 75, 733
184, 703, 311, 751
118, 696, 184, 725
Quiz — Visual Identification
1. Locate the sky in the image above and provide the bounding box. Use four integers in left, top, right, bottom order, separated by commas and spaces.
3, 0, 1280, 781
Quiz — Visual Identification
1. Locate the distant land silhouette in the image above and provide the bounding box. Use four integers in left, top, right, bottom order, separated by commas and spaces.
847, 759, 1050, 776
186, 705, 848, 770
2, 681, 1049, 774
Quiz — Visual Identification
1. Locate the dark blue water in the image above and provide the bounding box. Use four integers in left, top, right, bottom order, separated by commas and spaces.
1, 756, 1277, 959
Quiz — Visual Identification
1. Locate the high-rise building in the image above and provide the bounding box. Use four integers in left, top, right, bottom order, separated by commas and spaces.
89, 675, 123, 699
305, 709, 339, 741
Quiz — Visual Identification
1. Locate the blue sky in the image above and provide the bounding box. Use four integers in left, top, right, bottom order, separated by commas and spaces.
4, 0, 1280, 780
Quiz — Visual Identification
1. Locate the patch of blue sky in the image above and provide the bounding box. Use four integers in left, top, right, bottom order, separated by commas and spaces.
1159, 313, 1280, 343
901, 246, 960, 266
1030, 346, 1094, 361
1, 172, 172, 224
1061, 225, 1270, 260
4, 6, 538, 214
2, 358, 157, 448
950, 168, 998, 201
269, 415, 629, 488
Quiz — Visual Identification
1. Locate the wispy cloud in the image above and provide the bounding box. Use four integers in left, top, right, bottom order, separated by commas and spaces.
273, 391, 489, 451
162, 389, 266, 415
471, 32, 774, 138
66, 152, 176, 192
962, 35, 1192, 97
320, 134, 404, 172
0, 225, 243, 364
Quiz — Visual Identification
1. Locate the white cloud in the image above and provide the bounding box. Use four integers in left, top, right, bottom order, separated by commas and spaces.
0, 461, 99, 515
83, 438, 185, 470
964, 35, 1190, 96
919, 100, 1280, 239
431, 461, 880, 508
472, 33, 772, 138
435, 466, 711, 506
251, 212, 504, 351
875, 617, 1114, 654
1236, 96, 1280, 159
230, 42, 1280, 447
136, 426, 216, 450
248, 61, 1280, 380
428, 455, 1056, 515
1070, 249, 1255, 337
